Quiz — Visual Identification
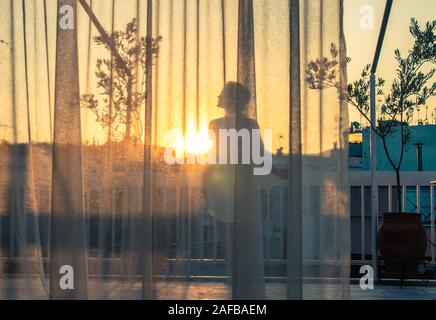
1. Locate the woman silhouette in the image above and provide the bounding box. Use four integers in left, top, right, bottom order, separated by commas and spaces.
209, 82, 287, 178
205, 82, 259, 225
209, 81, 259, 143
204, 82, 286, 271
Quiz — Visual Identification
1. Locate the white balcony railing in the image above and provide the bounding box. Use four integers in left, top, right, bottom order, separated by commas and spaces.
350, 171, 436, 265
1, 171, 435, 274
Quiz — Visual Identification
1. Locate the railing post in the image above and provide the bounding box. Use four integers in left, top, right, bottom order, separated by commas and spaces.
431, 182, 435, 264
213, 210, 218, 261
111, 186, 115, 258
388, 185, 392, 212
280, 185, 285, 261
361, 186, 365, 262
402, 186, 406, 212
188, 187, 192, 272
200, 191, 204, 261
266, 187, 271, 262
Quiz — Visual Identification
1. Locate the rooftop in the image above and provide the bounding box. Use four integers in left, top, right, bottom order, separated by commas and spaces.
1, 277, 436, 300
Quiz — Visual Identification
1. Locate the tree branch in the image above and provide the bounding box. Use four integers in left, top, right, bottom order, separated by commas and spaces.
78, 0, 131, 78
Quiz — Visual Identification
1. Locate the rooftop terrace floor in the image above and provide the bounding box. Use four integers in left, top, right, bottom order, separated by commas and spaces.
1, 277, 436, 300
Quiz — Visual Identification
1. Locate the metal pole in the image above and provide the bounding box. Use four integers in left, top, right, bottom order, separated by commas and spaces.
369, 74, 378, 280
369, 0, 393, 282
371, 0, 394, 74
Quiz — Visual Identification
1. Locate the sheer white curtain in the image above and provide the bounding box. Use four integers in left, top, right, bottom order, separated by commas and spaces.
0, 0, 349, 300
298, 0, 350, 299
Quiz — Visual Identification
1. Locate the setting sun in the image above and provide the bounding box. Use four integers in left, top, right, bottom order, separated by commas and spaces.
164, 122, 213, 156
184, 125, 214, 155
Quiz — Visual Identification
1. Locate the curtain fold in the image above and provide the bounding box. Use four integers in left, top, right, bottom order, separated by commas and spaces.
287, 0, 303, 300
50, 0, 88, 300
0, 0, 349, 300
299, 0, 350, 299
232, 0, 265, 300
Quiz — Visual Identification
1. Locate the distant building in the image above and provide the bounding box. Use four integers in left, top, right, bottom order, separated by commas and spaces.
363, 124, 436, 171
349, 143, 363, 170
349, 124, 436, 171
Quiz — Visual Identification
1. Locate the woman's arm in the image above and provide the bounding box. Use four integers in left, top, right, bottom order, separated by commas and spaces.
251, 119, 288, 180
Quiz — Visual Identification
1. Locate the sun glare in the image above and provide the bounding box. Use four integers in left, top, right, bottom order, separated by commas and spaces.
184, 126, 214, 155
164, 122, 213, 156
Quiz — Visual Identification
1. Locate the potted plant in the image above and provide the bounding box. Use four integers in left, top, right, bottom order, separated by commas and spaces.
348, 18, 436, 281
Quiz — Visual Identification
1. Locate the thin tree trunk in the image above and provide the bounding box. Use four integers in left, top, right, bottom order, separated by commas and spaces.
396, 168, 402, 213
125, 77, 133, 142
381, 134, 403, 213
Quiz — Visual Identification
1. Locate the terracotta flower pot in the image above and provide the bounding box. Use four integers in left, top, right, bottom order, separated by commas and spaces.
377, 213, 427, 278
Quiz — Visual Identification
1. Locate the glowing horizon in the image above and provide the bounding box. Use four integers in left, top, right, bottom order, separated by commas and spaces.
0, 0, 434, 153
